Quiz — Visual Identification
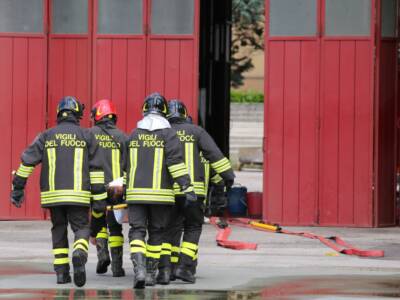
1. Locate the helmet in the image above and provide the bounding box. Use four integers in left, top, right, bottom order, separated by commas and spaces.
142, 93, 168, 117
57, 96, 84, 119
91, 99, 117, 122
167, 99, 188, 120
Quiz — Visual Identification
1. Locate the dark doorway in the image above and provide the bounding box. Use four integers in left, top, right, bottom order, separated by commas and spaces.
198, 0, 232, 156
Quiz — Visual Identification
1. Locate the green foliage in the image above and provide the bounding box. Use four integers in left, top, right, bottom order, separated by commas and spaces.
231, 90, 264, 103
231, 0, 265, 88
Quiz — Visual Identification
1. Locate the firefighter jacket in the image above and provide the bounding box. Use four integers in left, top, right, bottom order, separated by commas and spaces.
169, 119, 235, 197
13, 116, 107, 208
125, 126, 192, 205
89, 120, 127, 185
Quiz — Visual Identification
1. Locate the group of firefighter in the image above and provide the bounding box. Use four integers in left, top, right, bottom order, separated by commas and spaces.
10, 93, 235, 289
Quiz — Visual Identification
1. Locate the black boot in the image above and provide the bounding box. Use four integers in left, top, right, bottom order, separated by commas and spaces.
156, 255, 170, 285
170, 262, 177, 281
72, 249, 87, 287
110, 247, 125, 277
56, 271, 71, 284
96, 238, 110, 274
175, 255, 195, 284
145, 258, 158, 286
131, 253, 146, 289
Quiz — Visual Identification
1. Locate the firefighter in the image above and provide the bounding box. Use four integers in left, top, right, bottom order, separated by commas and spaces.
10, 96, 107, 287
157, 99, 235, 285
89, 99, 127, 277
125, 93, 195, 289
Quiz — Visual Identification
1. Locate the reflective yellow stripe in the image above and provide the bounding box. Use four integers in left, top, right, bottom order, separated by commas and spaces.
185, 142, 195, 181
16, 164, 34, 178
130, 239, 146, 254
161, 243, 172, 255
109, 236, 124, 248
41, 190, 91, 197
47, 148, 56, 191
111, 149, 120, 180
146, 252, 160, 259
211, 173, 223, 184
92, 211, 104, 218
130, 239, 146, 248
74, 148, 84, 191
204, 161, 210, 194
53, 248, 69, 255
96, 227, 108, 239
168, 163, 186, 172
125, 195, 174, 203
171, 246, 180, 253
54, 258, 69, 265
182, 241, 198, 251
74, 244, 88, 252
123, 171, 127, 185
171, 256, 179, 263
211, 158, 232, 173
74, 239, 88, 250
93, 192, 107, 201
128, 148, 138, 189
152, 148, 164, 190
90, 171, 104, 184
181, 248, 196, 259
146, 244, 162, 252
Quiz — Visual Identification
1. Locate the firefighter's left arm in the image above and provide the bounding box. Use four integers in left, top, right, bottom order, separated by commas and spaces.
85, 129, 107, 211
11, 133, 45, 207
164, 129, 192, 190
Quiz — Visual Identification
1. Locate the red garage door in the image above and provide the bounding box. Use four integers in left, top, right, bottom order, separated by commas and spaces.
0, 0, 47, 219
0, 0, 199, 220
264, 0, 375, 226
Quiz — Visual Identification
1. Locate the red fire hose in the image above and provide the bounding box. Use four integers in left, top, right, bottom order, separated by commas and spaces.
209, 217, 384, 257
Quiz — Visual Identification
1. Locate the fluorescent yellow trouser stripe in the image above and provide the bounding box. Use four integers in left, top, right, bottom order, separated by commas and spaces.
96, 227, 108, 239
123, 171, 127, 185
185, 142, 195, 181
181, 248, 196, 259
152, 148, 164, 190
146, 244, 162, 259
90, 171, 104, 184
93, 192, 107, 201
128, 148, 138, 189
161, 243, 172, 256
73, 239, 88, 252
53, 248, 69, 255
111, 149, 120, 180
109, 236, 124, 248
92, 210, 104, 218
182, 241, 198, 251
171, 257, 179, 263
47, 148, 56, 191
74, 148, 84, 191
130, 239, 146, 254
54, 258, 69, 265
171, 246, 180, 253
16, 164, 34, 178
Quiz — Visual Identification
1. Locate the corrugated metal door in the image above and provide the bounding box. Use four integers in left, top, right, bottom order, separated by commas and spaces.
0, 0, 47, 220
146, 0, 199, 121
93, 0, 147, 132
265, 0, 376, 226
48, 0, 92, 127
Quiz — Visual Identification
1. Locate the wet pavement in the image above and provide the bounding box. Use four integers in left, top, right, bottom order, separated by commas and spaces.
1, 221, 400, 299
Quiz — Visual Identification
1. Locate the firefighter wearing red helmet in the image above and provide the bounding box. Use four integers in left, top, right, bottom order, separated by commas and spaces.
89, 99, 128, 278
10, 96, 107, 287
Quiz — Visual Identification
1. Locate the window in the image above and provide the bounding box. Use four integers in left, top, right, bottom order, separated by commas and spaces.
52, 0, 88, 34
151, 0, 194, 35
325, 0, 371, 36
98, 0, 142, 34
269, 0, 317, 36
381, 0, 397, 37
0, 0, 43, 33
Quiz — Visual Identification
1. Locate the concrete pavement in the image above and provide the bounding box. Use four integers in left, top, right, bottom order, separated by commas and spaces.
1, 220, 400, 299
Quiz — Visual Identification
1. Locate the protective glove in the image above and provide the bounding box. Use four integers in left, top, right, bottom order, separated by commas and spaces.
10, 189, 24, 208
182, 186, 197, 208
92, 199, 107, 214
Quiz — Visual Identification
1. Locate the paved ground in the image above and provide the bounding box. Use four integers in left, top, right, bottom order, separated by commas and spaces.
1, 219, 400, 299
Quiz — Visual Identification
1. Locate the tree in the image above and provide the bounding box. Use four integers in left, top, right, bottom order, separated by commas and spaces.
231, 0, 265, 88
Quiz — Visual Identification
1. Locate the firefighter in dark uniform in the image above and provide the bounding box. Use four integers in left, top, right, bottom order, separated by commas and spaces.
89, 99, 127, 277
125, 93, 195, 289
157, 99, 235, 284
10, 96, 107, 287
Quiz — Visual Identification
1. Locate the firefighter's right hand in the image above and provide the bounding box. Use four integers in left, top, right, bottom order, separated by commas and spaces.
10, 189, 24, 208
183, 187, 197, 208
92, 199, 107, 213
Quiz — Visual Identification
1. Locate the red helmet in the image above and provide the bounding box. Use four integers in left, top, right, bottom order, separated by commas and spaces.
91, 99, 117, 121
